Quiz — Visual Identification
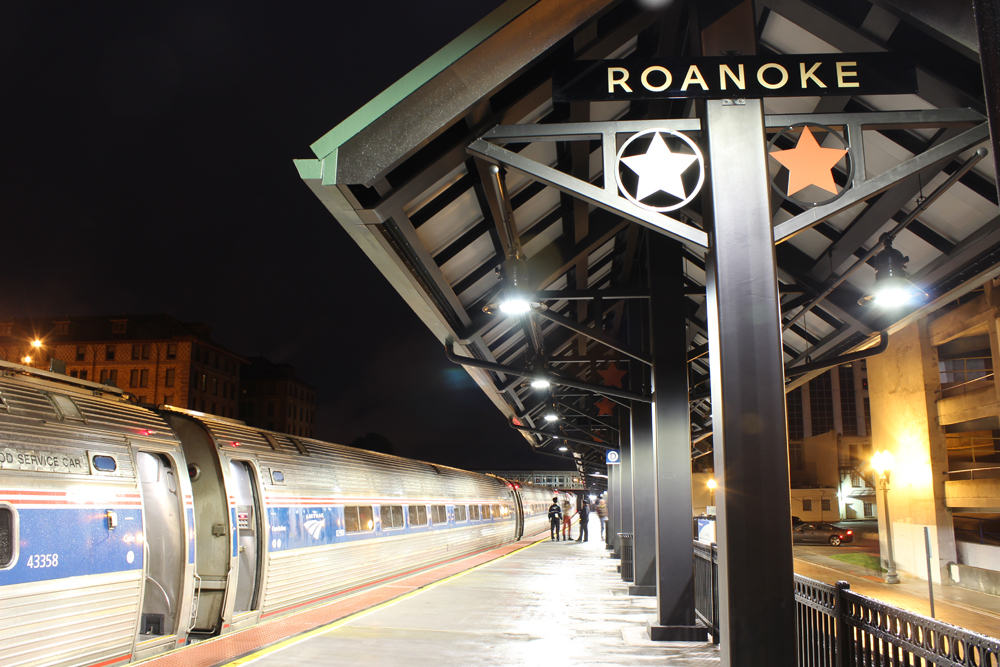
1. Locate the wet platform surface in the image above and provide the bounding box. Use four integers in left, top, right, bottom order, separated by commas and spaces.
216, 526, 719, 667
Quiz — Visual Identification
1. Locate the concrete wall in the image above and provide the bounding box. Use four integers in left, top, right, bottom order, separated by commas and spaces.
945, 478, 1000, 511
956, 540, 1000, 570
867, 319, 957, 583
789, 487, 839, 522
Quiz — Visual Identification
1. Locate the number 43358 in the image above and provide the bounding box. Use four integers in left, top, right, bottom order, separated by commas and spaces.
25, 554, 58, 568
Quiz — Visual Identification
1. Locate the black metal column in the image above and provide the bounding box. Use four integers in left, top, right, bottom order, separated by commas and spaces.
629, 397, 657, 596
617, 405, 634, 567
974, 0, 1000, 190
647, 234, 704, 640
607, 457, 618, 550
700, 1, 797, 664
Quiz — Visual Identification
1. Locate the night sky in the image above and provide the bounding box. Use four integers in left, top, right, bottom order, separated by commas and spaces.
0, 2, 569, 471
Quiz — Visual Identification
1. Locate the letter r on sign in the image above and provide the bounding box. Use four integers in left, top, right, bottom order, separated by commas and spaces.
608, 67, 632, 93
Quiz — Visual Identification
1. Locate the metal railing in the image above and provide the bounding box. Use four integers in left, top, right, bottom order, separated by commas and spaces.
693, 541, 1000, 666
693, 540, 719, 645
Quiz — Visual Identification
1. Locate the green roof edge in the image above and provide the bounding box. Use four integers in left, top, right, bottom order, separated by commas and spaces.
308, 0, 539, 162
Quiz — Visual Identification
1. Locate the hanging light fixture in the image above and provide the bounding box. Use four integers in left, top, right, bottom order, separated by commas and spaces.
858, 235, 927, 308
498, 255, 533, 314
543, 400, 561, 422
530, 378, 551, 389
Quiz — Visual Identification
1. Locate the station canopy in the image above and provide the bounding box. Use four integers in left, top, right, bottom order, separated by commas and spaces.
297, 0, 997, 476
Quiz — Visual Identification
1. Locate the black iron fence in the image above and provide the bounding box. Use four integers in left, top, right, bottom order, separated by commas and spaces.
693, 540, 1000, 666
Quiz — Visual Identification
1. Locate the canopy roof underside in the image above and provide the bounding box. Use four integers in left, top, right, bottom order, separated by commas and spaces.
297, 0, 998, 477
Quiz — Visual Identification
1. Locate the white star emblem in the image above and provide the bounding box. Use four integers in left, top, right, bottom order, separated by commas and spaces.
620, 132, 698, 201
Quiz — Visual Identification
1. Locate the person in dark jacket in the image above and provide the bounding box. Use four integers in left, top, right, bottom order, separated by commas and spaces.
547, 497, 563, 541
576, 501, 590, 542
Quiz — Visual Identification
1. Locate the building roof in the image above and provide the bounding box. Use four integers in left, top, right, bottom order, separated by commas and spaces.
241, 355, 316, 390
0, 314, 245, 358
298, 0, 998, 474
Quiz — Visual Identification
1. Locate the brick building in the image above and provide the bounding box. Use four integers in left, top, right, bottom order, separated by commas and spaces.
239, 356, 316, 437
0, 315, 244, 419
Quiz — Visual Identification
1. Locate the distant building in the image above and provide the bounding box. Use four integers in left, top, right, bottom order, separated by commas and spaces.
239, 356, 316, 437
483, 470, 586, 491
785, 362, 875, 521
0, 315, 244, 419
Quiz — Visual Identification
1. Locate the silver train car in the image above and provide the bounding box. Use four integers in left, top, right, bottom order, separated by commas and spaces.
0, 362, 573, 667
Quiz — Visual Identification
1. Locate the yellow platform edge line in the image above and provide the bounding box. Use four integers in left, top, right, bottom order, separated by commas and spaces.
225, 537, 547, 666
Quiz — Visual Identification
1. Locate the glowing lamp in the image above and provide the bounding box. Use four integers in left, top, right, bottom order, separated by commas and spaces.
707, 479, 717, 490
871, 449, 894, 481
859, 238, 926, 308
31, 340, 42, 348
530, 378, 551, 389
22, 356, 31, 364
558, 446, 568, 451
498, 256, 533, 315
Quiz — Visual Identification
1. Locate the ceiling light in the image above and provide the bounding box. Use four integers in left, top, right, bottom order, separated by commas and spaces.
559, 446, 568, 451
498, 256, 533, 315
530, 378, 551, 389
858, 236, 926, 308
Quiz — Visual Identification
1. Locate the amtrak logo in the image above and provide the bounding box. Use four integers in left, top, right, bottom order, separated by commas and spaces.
303, 518, 326, 539
616, 129, 705, 212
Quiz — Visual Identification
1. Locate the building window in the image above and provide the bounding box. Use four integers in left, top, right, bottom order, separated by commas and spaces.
0, 323, 11, 336
166, 343, 177, 359
79, 370, 87, 380
165, 368, 175, 388
164, 394, 173, 405
839, 366, 858, 436
53, 321, 69, 335
786, 387, 804, 440
130, 370, 139, 387
111, 320, 127, 333
131, 344, 151, 360
821, 498, 831, 512
789, 441, 803, 471
809, 372, 834, 434
863, 502, 874, 518
70, 370, 78, 378
851, 471, 861, 488
802, 499, 812, 512
200, 374, 207, 391
106, 345, 115, 361
100, 369, 118, 385
211, 378, 218, 396
863, 397, 871, 435
75, 346, 85, 361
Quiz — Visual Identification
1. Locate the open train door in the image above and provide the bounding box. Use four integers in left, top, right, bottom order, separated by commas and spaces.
510, 483, 524, 541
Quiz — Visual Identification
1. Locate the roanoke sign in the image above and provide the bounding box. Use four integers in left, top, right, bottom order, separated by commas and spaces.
553, 53, 917, 101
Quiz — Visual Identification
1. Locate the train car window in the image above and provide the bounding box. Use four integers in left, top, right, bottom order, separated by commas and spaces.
407, 505, 427, 527
430, 505, 447, 524
45, 393, 85, 422
491, 504, 501, 519
382, 505, 404, 529
344, 506, 374, 533
92, 455, 117, 472
454, 505, 467, 523
0, 506, 15, 568
481, 504, 491, 519
469, 505, 480, 521
270, 470, 285, 484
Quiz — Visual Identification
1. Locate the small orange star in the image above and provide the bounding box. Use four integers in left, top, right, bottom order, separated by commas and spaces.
595, 397, 615, 416
598, 363, 627, 388
769, 126, 847, 196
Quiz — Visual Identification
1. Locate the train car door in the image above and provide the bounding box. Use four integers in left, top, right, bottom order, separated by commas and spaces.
135, 451, 186, 646
511, 486, 524, 541
228, 460, 262, 615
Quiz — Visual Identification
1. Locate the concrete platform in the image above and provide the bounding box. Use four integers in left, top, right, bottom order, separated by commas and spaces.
226, 534, 719, 666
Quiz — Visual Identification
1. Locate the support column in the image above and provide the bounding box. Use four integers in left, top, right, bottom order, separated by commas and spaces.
618, 405, 634, 567
630, 399, 657, 596
607, 459, 618, 549
700, 1, 797, 664
647, 234, 702, 640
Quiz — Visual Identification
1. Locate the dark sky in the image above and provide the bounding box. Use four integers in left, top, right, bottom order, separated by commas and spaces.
0, 2, 569, 472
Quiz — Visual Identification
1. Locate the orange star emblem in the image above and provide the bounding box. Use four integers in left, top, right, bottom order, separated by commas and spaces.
769, 125, 847, 196
598, 363, 627, 388
595, 397, 615, 416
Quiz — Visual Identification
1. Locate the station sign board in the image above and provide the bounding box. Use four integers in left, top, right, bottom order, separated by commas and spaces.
606, 449, 621, 465
553, 53, 917, 102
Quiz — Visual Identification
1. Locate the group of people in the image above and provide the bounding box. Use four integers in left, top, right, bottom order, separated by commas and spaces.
547, 496, 607, 542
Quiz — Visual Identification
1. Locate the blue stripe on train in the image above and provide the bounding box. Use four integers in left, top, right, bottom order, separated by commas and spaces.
0, 508, 144, 585
265, 505, 512, 552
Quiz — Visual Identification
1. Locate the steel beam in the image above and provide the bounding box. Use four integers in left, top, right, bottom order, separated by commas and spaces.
700, 1, 796, 664
773, 123, 991, 243
647, 235, 702, 640
533, 307, 653, 365
468, 139, 709, 249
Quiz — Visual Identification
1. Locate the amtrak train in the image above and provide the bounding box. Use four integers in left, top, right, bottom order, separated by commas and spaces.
0, 360, 571, 667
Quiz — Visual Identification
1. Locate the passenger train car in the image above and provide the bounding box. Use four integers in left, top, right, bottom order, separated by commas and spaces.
0, 361, 572, 667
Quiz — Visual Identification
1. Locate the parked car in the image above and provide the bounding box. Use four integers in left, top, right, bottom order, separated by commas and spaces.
792, 522, 853, 546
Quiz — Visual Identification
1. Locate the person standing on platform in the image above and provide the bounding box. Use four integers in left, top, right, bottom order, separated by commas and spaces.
561, 498, 573, 541
547, 497, 563, 541
576, 501, 590, 542
596, 499, 608, 539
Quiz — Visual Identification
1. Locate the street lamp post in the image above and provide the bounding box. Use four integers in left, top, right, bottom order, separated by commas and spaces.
871, 449, 900, 584
707, 478, 716, 512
